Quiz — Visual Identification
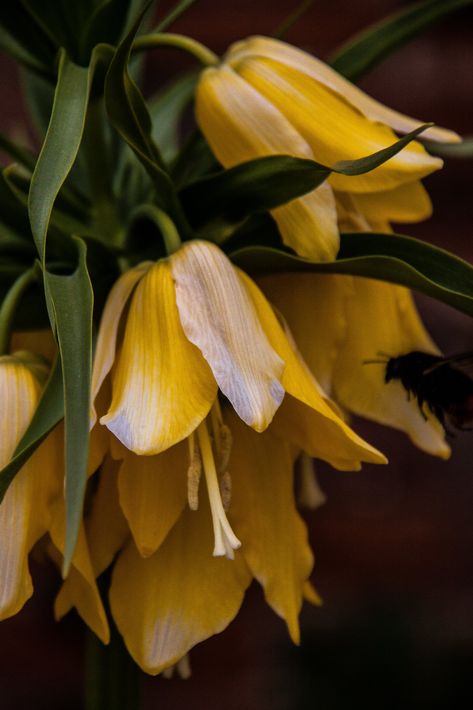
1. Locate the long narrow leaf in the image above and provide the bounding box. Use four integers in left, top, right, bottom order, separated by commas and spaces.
329, 0, 473, 81
45, 238, 94, 574
231, 232, 473, 317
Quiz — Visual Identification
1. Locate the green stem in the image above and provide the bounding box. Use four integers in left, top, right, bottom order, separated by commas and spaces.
0, 268, 37, 355
132, 204, 183, 255
85, 628, 141, 710
83, 98, 121, 246
133, 32, 220, 66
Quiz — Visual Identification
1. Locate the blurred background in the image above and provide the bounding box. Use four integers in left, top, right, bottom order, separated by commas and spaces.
0, 0, 472, 707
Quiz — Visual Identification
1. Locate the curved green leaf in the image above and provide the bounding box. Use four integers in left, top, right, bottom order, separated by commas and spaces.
149, 72, 198, 163
0, 358, 63, 502
154, 0, 198, 33
181, 125, 430, 228
45, 237, 94, 575
329, 0, 473, 81
231, 232, 473, 317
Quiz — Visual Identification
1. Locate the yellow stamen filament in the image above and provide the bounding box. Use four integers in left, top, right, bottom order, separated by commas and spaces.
187, 433, 202, 511
197, 420, 241, 559
297, 454, 326, 509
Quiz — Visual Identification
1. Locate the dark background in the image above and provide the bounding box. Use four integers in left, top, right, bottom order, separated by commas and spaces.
0, 1, 472, 708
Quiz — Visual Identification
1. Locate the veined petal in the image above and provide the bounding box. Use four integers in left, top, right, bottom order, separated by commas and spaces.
51, 498, 110, 644
101, 259, 217, 455
259, 273, 350, 394
110, 502, 251, 675
11, 330, 57, 363
239, 272, 386, 467
228, 411, 314, 643
333, 278, 450, 457
196, 66, 339, 261
172, 240, 284, 432
228, 36, 460, 144
347, 181, 432, 225
234, 56, 442, 193
118, 443, 187, 557
86, 455, 129, 576
91, 262, 152, 427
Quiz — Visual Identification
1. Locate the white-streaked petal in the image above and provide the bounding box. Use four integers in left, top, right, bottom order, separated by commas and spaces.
91, 262, 152, 427
171, 240, 285, 432
101, 259, 217, 455
196, 65, 339, 261
227, 36, 460, 144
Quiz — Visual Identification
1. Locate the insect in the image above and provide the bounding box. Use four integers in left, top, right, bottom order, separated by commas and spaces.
366, 350, 473, 432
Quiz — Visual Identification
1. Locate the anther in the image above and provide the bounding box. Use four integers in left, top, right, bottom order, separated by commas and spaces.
297, 454, 326, 510
187, 433, 202, 511
219, 470, 232, 511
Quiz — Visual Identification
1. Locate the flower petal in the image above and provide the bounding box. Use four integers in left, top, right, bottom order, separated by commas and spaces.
172, 240, 285, 432
228, 411, 314, 643
196, 65, 339, 261
233, 56, 442, 193
110, 503, 251, 675
240, 272, 386, 467
347, 181, 432, 225
101, 259, 217, 454
118, 443, 188, 557
228, 36, 460, 144
332, 278, 450, 457
91, 262, 152, 427
51, 498, 110, 644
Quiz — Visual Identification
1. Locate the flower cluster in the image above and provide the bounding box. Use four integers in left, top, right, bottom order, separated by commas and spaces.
0, 31, 462, 679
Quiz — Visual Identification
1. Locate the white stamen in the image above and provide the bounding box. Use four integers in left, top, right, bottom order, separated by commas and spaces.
297, 454, 326, 510
187, 433, 202, 511
197, 420, 241, 558
162, 654, 192, 680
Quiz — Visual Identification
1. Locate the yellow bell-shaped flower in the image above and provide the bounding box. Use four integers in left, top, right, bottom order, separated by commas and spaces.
196, 36, 459, 260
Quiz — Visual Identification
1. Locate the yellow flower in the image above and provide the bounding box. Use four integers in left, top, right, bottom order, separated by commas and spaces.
195, 36, 459, 260
91, 239, 384, 562
56, 407, 323, 674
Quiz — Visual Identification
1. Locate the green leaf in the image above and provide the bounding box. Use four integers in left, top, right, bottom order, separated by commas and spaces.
149, 72, 198, 163
329, 0, 473, 81
231, 232, 473, 317
273, 0, 315, 40
0, 358, 63, 502
425, 136, 473, 159
0, 3, 56, 76
0, 132, 36, 172
45, 237, 94, 575
181, 125, 431, 228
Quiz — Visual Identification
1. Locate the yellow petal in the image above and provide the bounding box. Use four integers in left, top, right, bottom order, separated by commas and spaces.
332, 278, 450, 457
228, 36, 460, 144
91, 262, 152, 426
51, 498, 110, 644
347, 181, 432, 225
259, 273, 350, 394
11, 330, 57, 362
228, 411, 314, 643
171, 240, 284, 431
239, 272, 386, 467
86, 455, 129, 576
110, 502, 251, 675
118, 443, 187, 557
101, 259, 217, 454
196, 66, 339, 261
233, 56, 442, 193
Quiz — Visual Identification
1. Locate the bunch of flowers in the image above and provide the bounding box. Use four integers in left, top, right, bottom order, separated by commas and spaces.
0, 0, 471, 703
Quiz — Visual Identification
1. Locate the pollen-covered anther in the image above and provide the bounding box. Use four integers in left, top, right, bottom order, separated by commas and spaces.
162, 654, 192, 680
219, 471, 232, 512
187, 433, 202, 511
297, 454, 326, 510
196, 420, 241, 559
217, 424, 233, 473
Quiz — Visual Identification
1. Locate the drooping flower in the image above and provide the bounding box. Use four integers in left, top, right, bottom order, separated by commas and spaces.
56, 405, 323, 674
91, 239, 385, 561
195, 35, 459, 261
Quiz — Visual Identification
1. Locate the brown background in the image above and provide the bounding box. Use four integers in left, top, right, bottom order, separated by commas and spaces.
0, 1, 472, 708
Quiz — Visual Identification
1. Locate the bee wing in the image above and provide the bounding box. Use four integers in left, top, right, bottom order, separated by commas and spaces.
425, 351, 473, 376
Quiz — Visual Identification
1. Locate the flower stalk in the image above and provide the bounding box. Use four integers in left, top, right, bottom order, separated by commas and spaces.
133, 33, 220, 67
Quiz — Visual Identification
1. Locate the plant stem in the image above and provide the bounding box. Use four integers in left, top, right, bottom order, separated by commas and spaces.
133, 32, 220, 66
84, 628, 142, 710
0, 268, 37, 355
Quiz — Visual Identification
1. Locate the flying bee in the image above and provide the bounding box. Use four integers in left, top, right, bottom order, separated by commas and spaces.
365, 350, 473, 432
